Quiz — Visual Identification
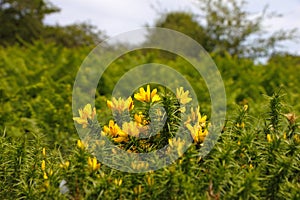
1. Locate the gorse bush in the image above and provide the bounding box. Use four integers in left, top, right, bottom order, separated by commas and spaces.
0, 42, 300, 199
73, 85, 209, 169
0, 91, 299, 199
0, 42, 92, 146
1, 43, 300, 144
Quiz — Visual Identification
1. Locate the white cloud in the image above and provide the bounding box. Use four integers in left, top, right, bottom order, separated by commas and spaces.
46, 0, 156, 35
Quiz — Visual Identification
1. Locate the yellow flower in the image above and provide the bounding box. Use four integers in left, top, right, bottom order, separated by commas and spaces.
103, 120, 129, 142
73, 104, 96, 128
146, 175, 154, 186
294, 134, 300, 144
103, 120, 128, 138
107, 97, 134, 113
242, 122, 245, 128
188, 107, 201, 123
60, 161, 70, 169
179, 106, 186, 113
114, 178, 123, 186
43, 172, 48, 180
113, 136, 129, 143
42, 147, 46, 157
267, 134, 272, 142
168, 138, 186, 156
77, 140, 85, 150
283, 132, 287, 140
134, 113, 143, 124
134, 185, 143, 194
134, 112, 149, 126
134, 114, 150, 135
103, 120, 116, 136
186, 124, 208, 143
134, 85, 161, 103
65, 161, 70, 168
122, 121, 140, 137
176, 87, 192, 105
243, 105, 248, 111
88, 157, 101, 171
236, 122, 245, 129
41, 160, 46, 171
199, 115, 207, 127
185, 106, 208, 144
185, 106, 207, 127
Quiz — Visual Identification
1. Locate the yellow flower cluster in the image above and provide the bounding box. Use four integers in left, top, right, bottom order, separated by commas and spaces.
176, 87, 193, 112
185, 106, 207, 126
146, 174, 154, 186
71, 85, 158, 144
60, 161, 70, 169
41, 150, 53, 182
88, 157, 101, 172
73, 85, 209, 151
236, 122, 245, 129
107, 97, 134, 113
176, 87, 192, 105
103, 85, 162, 143
41, 149, 49, 189
77, 139, 85, 150
103, 120, 129, 143
122, 121, 140, 138
134, 112, 149, 126
186, 124, 208, 144
114, 178, 123, 186
73, 104, 96, 128
185, 106, 209, 144
267, 134, 273, 143
134, 85, 161, 103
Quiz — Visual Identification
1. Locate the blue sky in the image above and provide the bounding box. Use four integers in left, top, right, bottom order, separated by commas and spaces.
44, 0, 300, 55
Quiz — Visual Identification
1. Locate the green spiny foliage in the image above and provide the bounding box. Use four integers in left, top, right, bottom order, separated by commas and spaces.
1, 92, 299, 199
0, 43, 300, 199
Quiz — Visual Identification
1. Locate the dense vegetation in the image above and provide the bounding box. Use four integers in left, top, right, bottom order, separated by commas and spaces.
0, 0, 299, 199
0, 41, 299, 199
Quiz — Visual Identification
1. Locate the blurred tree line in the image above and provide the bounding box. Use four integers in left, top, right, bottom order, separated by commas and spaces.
0, 0, 298, 58
0, 0, 104, 47
150, 0, 298, 59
